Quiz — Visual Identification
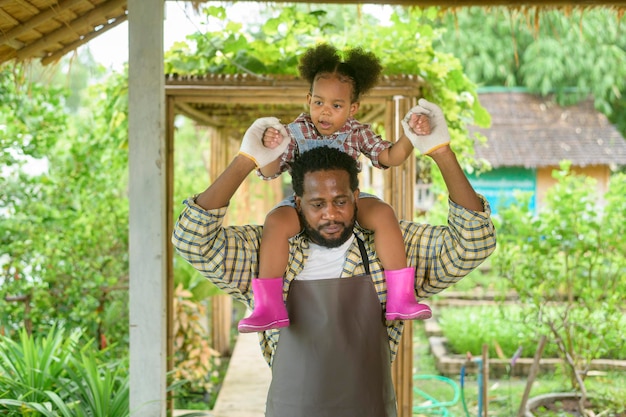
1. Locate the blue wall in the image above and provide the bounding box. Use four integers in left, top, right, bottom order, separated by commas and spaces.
467, 167, 537, 215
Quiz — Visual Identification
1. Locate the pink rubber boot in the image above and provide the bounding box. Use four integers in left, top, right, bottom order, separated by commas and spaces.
385, 267, 432, 321
238, 277, 290, 333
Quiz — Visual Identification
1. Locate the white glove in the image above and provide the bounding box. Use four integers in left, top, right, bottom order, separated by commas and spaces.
401, 98, 451, 155
238, 117, 290, 168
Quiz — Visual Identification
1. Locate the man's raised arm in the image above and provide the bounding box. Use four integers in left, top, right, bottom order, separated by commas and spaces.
195, 117, 290, 210
195, 155, 256, 210
402, 99, 484, 212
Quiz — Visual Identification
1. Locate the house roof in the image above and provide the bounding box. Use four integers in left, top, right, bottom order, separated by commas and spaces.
2, 1, 625, 66
471, 91, 626, 168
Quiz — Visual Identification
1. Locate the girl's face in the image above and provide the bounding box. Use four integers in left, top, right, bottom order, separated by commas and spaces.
307, 73, 360, 136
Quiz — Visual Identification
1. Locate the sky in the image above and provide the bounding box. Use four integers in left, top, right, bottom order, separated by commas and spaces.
79, 2, 260, 70
79, 2, 392, 70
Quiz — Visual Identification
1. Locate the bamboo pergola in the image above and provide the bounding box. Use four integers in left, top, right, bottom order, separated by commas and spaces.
165, 73, 425, 416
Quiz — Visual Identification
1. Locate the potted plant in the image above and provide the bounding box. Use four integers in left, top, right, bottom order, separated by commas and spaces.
492, 163, 626, 415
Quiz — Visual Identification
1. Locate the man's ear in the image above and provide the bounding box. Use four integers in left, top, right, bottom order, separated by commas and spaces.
353, 188, 360, 201
294, 196, 302, 211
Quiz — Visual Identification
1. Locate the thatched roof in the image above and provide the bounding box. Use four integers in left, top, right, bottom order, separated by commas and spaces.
472, 91, 626, 168
2, 1, 625, 66
0, 0, 127, 66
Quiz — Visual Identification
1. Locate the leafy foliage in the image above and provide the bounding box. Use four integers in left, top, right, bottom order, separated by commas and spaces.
491, 164, 626, 397
170, 284, 221, 405
1, 66, 130, 355
0, 65, 68, 165
0, 325, 129, 417
439, 305, 626, 360
436, 7, 626, 135
164, 5, 490, 168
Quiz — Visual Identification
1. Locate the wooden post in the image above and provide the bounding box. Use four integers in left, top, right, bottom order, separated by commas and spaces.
211, 294, 233, 356
4, 294, 32, 335
166, 95, 176, 414
385, 96, 416, 417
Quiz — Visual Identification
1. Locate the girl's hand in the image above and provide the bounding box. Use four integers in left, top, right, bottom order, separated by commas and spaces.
408, 113, 431, 136
262, 127, 285, 149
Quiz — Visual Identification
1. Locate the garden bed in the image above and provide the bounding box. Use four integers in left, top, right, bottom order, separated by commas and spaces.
424, 319, 626, 378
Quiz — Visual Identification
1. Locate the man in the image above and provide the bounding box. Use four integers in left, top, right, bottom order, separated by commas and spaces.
172, 100, 496, 417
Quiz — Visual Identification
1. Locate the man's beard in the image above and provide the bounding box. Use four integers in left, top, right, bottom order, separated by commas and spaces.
297, 206, 357, 248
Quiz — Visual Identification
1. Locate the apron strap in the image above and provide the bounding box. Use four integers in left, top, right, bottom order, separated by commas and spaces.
355, 235, 370, 275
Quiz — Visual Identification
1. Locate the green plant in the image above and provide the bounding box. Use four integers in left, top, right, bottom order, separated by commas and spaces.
438, 305, 626, 360
0, 324, 129, 417
0, 324, 78, 404
1, 66, 130, 357
164, 5, 491, 170
414, 321, 626, 417
170, 284, 221, 409
492, 164, 626, 410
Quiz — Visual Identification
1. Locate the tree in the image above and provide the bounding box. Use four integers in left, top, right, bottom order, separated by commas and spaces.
492, 165, 626, 411
435, 7, 626, 135
1, 65, 130, 355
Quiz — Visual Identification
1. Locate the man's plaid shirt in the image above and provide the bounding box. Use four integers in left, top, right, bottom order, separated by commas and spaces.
172, 196, 496, 367
260, 113, 393, 180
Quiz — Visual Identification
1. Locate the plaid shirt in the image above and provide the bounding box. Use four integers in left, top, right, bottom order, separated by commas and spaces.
172, 195, 496, 367
260, 113, 393, 180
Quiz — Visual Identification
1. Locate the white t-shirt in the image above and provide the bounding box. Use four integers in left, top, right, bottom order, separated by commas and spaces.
296, 235, 355, 281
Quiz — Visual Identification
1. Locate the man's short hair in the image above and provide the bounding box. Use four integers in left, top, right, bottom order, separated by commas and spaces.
291, 146, 360, 197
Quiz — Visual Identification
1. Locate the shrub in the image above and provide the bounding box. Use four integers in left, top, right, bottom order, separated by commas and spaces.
0, 324, 129, 417
491, 164, 626, 404
439, 305, 626, 360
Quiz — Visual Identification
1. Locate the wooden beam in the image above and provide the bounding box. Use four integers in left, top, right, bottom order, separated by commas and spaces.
7, 0, 38, 14
359, 104, 386, 124
165, 85, 424, 105
384, 96, 418, 417
0, 0, 85, 46
175, 102, 223, 127
41, 12, 127, 65
15, 0, 126, 61
166, 94, 176, 414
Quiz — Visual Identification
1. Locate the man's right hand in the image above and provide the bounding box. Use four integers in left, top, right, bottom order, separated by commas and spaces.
238, 117, 290, 168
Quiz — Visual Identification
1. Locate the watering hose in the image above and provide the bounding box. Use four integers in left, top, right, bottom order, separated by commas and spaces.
460, 364, 471, 417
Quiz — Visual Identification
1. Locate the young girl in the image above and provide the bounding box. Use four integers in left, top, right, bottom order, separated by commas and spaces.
237, 43, 432, 333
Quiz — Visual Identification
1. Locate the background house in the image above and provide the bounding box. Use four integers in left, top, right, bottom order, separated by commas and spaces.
468, 89, 626, 215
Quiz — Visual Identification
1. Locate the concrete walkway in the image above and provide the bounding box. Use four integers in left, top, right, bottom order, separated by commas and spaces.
212, 332, 272, 417
173, 332, 271, 417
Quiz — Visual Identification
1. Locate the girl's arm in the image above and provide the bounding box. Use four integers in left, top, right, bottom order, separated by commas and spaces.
377, 135, 414, 167
377, 113, 430, 167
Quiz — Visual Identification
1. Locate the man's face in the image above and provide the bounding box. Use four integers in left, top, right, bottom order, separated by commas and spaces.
295, 169, 359, 248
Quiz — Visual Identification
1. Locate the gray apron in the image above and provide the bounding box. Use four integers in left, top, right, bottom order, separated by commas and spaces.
265, 238, 397, 417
